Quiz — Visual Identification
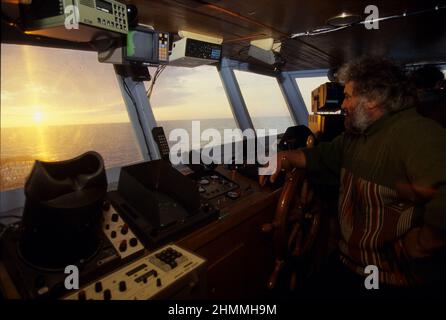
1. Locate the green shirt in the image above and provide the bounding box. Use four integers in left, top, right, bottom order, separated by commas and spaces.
303, 107, 446, 286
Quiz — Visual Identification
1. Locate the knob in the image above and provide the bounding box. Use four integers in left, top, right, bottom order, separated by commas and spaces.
111, 231, 117, 238
121, 224, 128, 235
119, 281, 127, 292
226, 191, 240, 200
119, 240, 127, 252
129, 237, 138, 247
156, 278, 162, 287
103, 289, 112, 300
111, 213, 119, 222
95, 282, 103, 293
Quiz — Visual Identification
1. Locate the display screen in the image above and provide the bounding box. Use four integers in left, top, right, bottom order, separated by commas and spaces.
96, 0, 113, 13
126, 29, 157, 63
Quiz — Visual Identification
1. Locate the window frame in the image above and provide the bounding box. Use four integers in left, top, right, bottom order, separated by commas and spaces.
219, 58, 301, 131
289, 69, 330, 118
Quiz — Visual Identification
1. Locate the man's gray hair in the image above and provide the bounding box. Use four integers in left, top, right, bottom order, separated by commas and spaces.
338, 56, 416, 112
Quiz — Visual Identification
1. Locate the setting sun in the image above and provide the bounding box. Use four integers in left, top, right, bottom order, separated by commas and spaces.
33, 111, 43, 123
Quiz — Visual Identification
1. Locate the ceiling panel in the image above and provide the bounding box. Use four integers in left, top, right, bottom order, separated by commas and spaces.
2, 0, 445, 70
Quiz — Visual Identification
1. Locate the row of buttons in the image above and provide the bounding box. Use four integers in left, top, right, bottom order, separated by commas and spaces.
96, 17, 127, 30
113, 4, 125, 12
115, 12, 126, 19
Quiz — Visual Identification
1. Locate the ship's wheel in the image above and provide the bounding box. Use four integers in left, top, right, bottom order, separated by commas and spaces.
262, 136, 321, 291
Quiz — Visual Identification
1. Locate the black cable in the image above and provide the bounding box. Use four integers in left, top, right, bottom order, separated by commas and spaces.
122, 78, 154, 160
146, 65, 167, 98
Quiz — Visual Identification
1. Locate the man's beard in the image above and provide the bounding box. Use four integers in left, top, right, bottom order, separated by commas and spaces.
344, 100, 375, 134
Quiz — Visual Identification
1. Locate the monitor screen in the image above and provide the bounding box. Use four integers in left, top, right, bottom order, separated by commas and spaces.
126, 27, 158, 63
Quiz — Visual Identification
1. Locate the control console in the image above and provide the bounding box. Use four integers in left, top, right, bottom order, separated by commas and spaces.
102, 201, 145, 260
64, 244, 206, 300
197, 172, 239, 200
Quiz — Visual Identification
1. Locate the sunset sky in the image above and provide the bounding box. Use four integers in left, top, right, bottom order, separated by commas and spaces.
1, 43, 321, 129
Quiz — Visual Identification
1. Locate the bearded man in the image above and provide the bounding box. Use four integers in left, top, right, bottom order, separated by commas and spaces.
262, 57, 446, 298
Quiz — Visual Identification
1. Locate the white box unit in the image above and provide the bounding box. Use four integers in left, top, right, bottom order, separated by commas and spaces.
169, 37, 222, 67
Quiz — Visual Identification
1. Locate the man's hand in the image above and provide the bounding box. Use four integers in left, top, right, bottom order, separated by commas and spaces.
259, 151, 291, 186
259, 149, 307, 186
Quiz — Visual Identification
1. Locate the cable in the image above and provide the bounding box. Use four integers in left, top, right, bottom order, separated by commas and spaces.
146, 65, 167, 98
290, 5, 445, 39
291, 25, 349, 38
237, 45, 250, 56
122, 78, 154, 160
358, 5, 446, 26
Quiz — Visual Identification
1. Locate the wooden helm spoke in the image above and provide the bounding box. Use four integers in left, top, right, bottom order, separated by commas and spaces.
264, 169, 321, 290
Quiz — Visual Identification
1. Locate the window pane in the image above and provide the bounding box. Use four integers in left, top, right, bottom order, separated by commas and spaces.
234, 70, 294, 134
294, 76, 329, 114
1, 44, 143, 191
148, 65, 238, 149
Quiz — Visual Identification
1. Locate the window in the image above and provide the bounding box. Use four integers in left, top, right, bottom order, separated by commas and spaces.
0, 44, 143, 192
148, 65, 238, 149
294, 76, 330, 114
234, 70, 294, 135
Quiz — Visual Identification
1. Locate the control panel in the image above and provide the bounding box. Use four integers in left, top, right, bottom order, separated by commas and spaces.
152, 127, 170, 162
158, 32, 170, 63
169, 37, 222, 67
93, 0, 128, 33
102, 201, 145, 260
185, 38, 222, 60
19, 0, 128, 42
197, 172, 239, 200
64, 244, 206, 300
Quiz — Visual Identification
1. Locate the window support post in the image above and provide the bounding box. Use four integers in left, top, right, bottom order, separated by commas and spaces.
218, 58, 254, 131
277, 71, 309, 126
115, 67, 161, 161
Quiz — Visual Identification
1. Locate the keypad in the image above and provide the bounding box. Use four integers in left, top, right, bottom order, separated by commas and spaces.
149, 247, 187, 271
158, 33, 169, 61
96, 2, 127, 32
